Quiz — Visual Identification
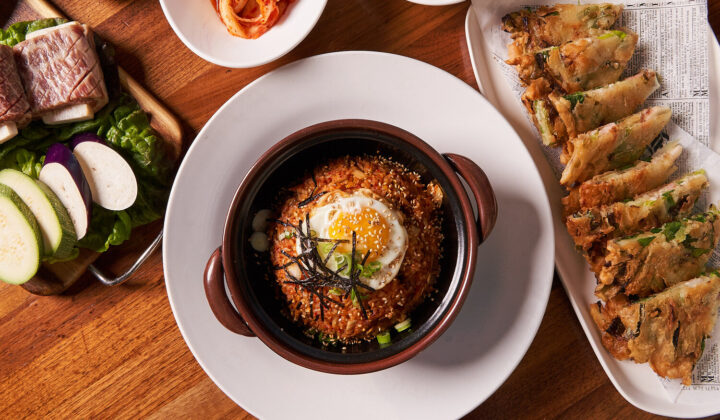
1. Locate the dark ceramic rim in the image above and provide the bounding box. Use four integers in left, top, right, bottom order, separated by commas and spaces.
210, 119, 494, 374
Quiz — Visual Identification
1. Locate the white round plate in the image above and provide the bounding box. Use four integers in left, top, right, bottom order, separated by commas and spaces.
407, 0, 466, 5
159, 0, 327, 68
163, 51, 554, 419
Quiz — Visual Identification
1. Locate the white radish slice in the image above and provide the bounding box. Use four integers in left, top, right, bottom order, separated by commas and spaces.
0, 169, 77, 259
39, 144, 92, 240
0, 121, 18, 144
72, 140, 137, 211
42, 104, 94, 125
0, 184, 41, 285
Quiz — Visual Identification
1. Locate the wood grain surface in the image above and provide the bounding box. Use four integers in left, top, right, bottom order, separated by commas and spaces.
0, 0, 718, 418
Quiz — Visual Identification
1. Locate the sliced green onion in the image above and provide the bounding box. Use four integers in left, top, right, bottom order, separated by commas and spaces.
563, 92, 585, 110
662, 221, 682, 241
328, 287, 344, 295
317, 241, 333, 257
691, 248, 711, 257
662, 190, 676, 209
335, 254, 351, 275
318, 332, 337, 345
376, 331, 392, 345
361, 261, 382, 278
394, 318, 412, 332
637, 236, 655, 247
598, 30, 626, 40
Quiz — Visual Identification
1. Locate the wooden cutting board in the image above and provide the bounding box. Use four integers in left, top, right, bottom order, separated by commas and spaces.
6, 0, 183, 295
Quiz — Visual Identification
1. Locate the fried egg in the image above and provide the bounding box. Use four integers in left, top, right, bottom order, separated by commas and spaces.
297, 189, 408, 290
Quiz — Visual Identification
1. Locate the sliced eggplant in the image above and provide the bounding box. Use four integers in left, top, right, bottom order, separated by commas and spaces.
69, 133, 104, 147
39, 143, 92, 240
71, 134, 137, 211
0, 169, 77, 259
0, 183, 42, 285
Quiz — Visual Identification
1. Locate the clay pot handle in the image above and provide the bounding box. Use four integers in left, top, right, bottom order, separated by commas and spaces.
203, 247, 255, 337
443, 153, 498, 244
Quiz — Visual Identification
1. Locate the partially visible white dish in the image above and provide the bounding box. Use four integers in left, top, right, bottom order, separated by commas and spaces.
163, 51, 554, 419
159, 0, 327, 68
407, 0, 466, 5
465, 5, 720, 418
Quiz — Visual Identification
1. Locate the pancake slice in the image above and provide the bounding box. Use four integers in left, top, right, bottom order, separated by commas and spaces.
591, 273, 720, 385
508, 29, 638, 93
563, 141, 682, 216
502, 4, 624, 59
561, 106, 672, 186
565, 171, 708, 267
551, 69, 660, 140
596, 206, 720, 300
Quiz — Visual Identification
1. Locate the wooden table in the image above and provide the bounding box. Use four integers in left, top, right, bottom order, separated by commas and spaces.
1, 1, 719, 418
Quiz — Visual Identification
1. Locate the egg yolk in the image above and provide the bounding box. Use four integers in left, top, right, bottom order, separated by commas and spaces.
328, 208, 390, 260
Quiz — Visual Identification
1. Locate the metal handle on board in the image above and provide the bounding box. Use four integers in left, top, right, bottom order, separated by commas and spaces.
88, 230, 164, 286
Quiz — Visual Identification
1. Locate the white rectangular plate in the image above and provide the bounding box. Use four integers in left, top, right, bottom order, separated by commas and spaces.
465, 4, 720, 418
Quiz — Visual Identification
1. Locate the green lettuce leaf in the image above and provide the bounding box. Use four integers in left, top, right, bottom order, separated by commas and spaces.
0, 148, 44, 179
79, 207, 133, 253
0, 18, 68, 47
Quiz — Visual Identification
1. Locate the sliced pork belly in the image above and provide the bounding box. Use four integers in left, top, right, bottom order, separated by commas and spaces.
13, 22, 108, 124
0, 45, 31, 143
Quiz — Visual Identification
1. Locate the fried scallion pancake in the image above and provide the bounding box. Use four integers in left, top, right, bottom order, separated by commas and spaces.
530, 70, 660, 147
563, 141, 682, 216
552, 70, 660, 139
596, 206, 720, 300
561, 106, 672, 186
502, 4, 624, 60
508, 29, 638, 93
565, 170, 708, 266
590, 273, 720, 385
521, 78, 563, 146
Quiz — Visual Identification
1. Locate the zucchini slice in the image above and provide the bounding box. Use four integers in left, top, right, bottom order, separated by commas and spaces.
0, 169, 77, 259
0, 183, 42, 285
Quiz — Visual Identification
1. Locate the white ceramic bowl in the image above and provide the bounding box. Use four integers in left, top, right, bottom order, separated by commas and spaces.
159, 0, 327, 68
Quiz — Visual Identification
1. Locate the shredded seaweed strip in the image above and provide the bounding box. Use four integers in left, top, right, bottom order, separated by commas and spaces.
274, 215, 375, 320
298, 172, 327, 207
